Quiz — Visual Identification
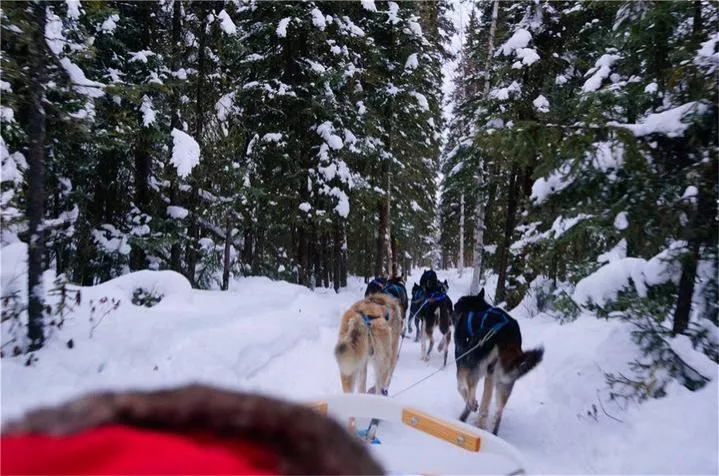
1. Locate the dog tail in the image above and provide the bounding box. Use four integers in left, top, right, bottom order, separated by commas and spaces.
517, 347, 544, 378
334, 315, 366, 371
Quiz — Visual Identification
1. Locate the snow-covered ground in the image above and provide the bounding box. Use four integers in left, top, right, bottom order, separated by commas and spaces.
1, 268, 717, 474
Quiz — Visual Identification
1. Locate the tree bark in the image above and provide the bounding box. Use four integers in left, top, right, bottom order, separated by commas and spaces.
185, 3, 208, 287
391, 234, 398, 278
169, 0, 183, 273
333, 222, 341, 292
222, 216, 232, 291
470, 0, 500, 295
26, 2, 47, 350
459, 193, 465, 276
672, 157, 717, 334
495, 167, 521, 304
375, 199, 388, 277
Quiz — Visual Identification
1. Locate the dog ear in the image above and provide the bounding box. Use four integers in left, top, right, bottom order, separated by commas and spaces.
478, 288, 485, 299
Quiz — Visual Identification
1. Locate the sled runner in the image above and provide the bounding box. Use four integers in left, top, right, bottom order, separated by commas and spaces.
309, 393, 529, 475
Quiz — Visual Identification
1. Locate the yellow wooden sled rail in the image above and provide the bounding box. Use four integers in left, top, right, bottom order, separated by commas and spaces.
307, 394, 527, 474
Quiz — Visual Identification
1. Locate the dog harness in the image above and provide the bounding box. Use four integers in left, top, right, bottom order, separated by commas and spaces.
466, 307, 509, 338
361, 311, 390, 326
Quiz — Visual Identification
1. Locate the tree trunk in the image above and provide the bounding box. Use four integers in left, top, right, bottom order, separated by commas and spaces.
459, 193, 465, 276
169, 0, 182, 273
222, 216, 232, 291
333, 221, 341, 292
130, 126, 151, 270
469, 197, 485, 295
340, 227, 348, 287
185, 4, 207, 287
26, 2, 47, 350
375, 199, 388, 277
673, 157, 717, 334
470, 0, 500, 295
495, 167, 521, 304
391, 234, 398, 278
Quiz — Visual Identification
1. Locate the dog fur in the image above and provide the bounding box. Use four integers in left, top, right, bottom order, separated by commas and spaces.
364, 276, 408, 323
409, 280, 453, 366
453, 288, 543, 435
334, 293, 403, 397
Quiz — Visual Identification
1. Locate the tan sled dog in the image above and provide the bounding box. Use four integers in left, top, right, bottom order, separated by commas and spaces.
334, 293, 403, 400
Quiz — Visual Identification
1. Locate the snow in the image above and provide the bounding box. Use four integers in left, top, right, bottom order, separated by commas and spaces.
496, 29, 539, 67
582, 54, 621, 92
614, 211, 628, 230
644, 81, 658, 93
609, 101, 706, 138
93, 224, 130, 255
682, 185, 698, 203
310, 8, 326, 30
1, 106, 14, 123
129, 50, 156, 63
695, 32, 719, 73
407, 19, 422, 37
262, 133, 283, 143
409, 91, 429, 111
298, 202, 312, 213
387, 2, 400, 25
497, 29, 532, 56
45, 8, 65, 55
597, 238, 627, 264
555, 74, 568, 85
404, 53, 418, 71
490, 81, 522, 100
101, 13, 119, 33
166, 206, 188, 219
139, 95, 155, 127
1, 268, 715, 475
332, 188, 350, 218
59, 58, 105, 98
532, 95, 549, 113
589, 140, 624, 176
65, 0, 81, 20
170, 129, 201, 179
573, 241, 685, 306
531, 162, 572, 204
0, 80, 10, 93
217, 9, 237, 35
276, 18, 291, 38
1, 139, 27, 184
361, 0, 377, 12
215, 92, 235, 121
316, 122, 344, 150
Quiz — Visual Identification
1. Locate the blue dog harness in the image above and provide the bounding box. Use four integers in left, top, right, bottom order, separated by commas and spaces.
466, 307, 509, 338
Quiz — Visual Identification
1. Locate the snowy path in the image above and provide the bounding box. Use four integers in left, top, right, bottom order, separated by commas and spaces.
2, 270, 717, 474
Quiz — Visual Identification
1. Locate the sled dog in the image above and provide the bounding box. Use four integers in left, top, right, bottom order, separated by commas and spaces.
453, 288, 544, 435
409, 282, 453, 365
334, 293, 403, 398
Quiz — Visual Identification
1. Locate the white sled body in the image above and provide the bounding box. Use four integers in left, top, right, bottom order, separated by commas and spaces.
310, 393, 528, 475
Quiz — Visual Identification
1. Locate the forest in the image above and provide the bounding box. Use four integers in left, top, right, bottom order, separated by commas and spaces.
1, 1, 717, 400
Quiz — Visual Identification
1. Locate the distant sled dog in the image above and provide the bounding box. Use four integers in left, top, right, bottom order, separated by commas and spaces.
453, 289, 544, 435
364, 276, 408, 323
334, 293, 403, 409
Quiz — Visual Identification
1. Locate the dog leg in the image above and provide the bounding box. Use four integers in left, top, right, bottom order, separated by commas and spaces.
457, 367, 479, 422
426, 331, 434, 360
491, 381, 515, 435
358, 361, 367, 394
340, 373, 355, 393
414, 318, 421, 342
477, 373, 494, 430
420, 324, 428, 361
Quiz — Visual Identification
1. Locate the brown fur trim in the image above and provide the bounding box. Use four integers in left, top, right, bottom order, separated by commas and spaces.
1, 384, 384, 475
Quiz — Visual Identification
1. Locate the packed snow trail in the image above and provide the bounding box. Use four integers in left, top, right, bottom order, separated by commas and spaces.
2, 269, 716, 474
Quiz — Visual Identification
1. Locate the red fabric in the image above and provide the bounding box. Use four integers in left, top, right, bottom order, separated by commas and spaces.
1, 425, 279, 475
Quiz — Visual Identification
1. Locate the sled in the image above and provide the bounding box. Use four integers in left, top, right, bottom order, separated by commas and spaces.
308, 394, 528, 475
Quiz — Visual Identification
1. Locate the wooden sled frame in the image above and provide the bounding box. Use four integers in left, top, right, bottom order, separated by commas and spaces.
308, 394, 528, 475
